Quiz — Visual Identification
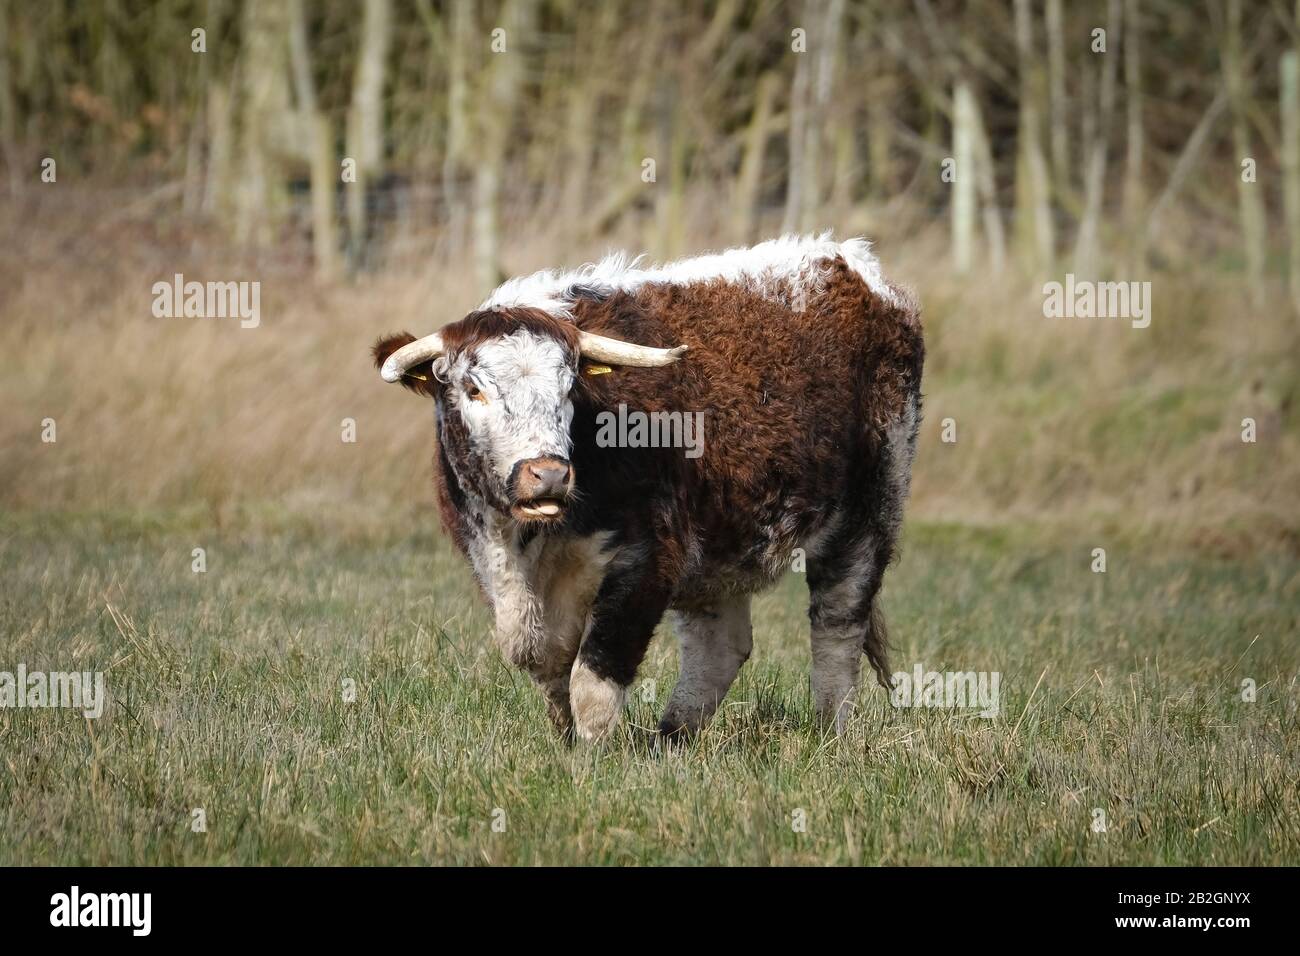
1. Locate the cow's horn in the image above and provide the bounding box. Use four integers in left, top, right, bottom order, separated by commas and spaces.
577, 330, 687, 368
380, 332, 445, 383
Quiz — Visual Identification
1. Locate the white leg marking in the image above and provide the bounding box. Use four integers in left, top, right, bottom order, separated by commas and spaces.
570, 658, 626, 742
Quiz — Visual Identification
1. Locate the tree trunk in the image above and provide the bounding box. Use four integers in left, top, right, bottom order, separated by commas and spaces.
951, 80, 976, 273
732, 70, 778, 244
289, 0, 338, 280
1223, 0, 1266, 305
781, 15, 811, 234
782, 0, 845, 234
1046, 0, 1069, 192
1121, 0, 1145, 271
970, 87, 1006, 273
233, 0, 293, 249
1012, 0, 1055, 271
1073, 0, 1120, 278
346, 0, 393, 269
652, 80, 686, 259
0, 0, 18, 197
472, 0, 530, 291
866, 73, 895, 202
443, 0, 472, 240
1283, 47, 1300, 315
1144, 89, 1227, 247
204, 80, 233, 220
805, 0, 844, 231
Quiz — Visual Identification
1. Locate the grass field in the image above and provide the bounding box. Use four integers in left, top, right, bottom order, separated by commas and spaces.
2, 507, 1296, 865
1, 197, 1297, 865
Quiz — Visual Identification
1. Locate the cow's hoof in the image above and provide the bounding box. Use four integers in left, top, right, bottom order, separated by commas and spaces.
656, 708, 703, 744
570, 661, 625, 742
546, 701, 575, 742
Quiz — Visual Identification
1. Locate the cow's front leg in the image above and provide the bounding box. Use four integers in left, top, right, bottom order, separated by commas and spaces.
498, 619, 577, 738
495, 534, 615, 740
500, 609, 591, 740
529, 534, 618, 739
569, 558, 670, 742
530, 668, 575, 738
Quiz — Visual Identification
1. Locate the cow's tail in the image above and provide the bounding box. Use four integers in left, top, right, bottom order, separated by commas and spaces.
864, 602, 893, 690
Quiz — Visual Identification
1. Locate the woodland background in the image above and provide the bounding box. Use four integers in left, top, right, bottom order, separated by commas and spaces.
0, 0, 1296, 544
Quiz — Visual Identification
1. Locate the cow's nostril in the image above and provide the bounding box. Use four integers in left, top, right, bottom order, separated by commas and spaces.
536, 465, 569, 491
518, 458, 573, 500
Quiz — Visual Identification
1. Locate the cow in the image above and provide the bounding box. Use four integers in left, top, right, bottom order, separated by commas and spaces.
373, 233, 923, 742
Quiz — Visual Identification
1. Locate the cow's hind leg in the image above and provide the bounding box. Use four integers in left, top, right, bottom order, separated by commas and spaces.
807, 549, 886, 733
806, 396, 917, 732
659, 595, 753, 739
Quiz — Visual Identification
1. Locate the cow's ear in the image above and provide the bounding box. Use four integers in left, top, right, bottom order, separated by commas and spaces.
373, 333, 438, 397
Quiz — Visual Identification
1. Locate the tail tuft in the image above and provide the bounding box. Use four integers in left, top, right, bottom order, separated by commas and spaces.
864, 603, 893, 690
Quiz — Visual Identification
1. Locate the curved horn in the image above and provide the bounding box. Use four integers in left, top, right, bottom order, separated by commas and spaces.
380, 332, 445, 383
577, 330, 687, 368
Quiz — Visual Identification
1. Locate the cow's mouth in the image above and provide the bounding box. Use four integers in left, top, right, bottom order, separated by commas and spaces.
512, 498, 566, 522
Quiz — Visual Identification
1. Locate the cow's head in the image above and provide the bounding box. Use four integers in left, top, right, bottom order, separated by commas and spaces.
374, 308, 685, 525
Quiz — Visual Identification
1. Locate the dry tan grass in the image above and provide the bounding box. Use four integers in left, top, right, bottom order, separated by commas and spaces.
2, 190, 1296, 552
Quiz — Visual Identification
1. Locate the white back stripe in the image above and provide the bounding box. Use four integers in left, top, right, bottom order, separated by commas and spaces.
479, 232, 898, 317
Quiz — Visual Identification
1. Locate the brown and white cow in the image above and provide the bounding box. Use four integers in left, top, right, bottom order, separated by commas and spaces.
374, 234, 923, 742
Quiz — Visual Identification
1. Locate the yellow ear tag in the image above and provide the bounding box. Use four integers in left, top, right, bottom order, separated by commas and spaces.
584, 364, 613, 376
407, 372, 429, 381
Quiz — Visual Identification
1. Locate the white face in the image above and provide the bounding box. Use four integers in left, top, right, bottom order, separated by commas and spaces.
441, 330, 576, 486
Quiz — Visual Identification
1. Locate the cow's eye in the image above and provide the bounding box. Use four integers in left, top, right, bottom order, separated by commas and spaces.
464, 380, 488, 404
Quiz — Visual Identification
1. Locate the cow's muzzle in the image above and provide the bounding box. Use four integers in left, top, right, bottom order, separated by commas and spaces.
509, 457, 574, 522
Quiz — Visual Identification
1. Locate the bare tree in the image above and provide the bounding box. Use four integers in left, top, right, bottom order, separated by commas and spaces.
732, 71, 780, 244
442, 0, 472, 241
472, 0, 532, 291
1046, 0, 1070, 193
345, 0, 392, 269
951, 79, 976, 273
1013, 0, 1055, 271
0, 0, 18, 197
233, 0, 293, 248
1122, 0, 1145, 271
1284, 13, 1300, 314
971, 87, 1007, 273
783, 0, 843, 233
1074, 0, 1120, 277
289, 0, 339, 279
1223, 0, 1266, 304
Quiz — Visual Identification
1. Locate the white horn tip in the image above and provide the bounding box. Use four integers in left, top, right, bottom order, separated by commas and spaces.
380, 359, 404, 383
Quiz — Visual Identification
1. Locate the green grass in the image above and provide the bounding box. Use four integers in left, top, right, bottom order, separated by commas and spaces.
1, 508, 1296, 865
